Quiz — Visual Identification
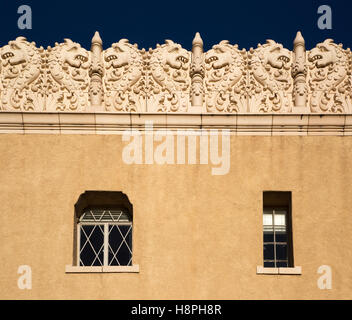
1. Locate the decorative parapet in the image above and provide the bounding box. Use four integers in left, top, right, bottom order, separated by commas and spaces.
0, 32, 351, 114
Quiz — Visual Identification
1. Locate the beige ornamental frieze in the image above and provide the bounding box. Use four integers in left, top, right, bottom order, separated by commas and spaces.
0, 32, 351, 114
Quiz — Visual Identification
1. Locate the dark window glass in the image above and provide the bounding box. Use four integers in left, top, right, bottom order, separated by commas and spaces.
264, 261, 275, 267
276, 244, 287, 260
275, 233, 287, 243
276, 261, 288, 267
80, 225, 104, 266
264, 232, 274, 242
108, 225, 132, 266
263, 244, 274, 260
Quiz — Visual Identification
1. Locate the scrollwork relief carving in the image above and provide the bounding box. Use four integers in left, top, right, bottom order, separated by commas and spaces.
147, 40, 191, 112
46, 39, 91, 111
0, 33, 351, 114
308, 39, 352, 113
103, 39, 145, 112
204, 41, 246, 113
247, 40, 293, 113
0, 37, 44, 111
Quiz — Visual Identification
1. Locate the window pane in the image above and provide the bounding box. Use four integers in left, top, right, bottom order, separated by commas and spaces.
274, 225, 286, 233
264, 225, 274, 233
276, 261, 288, 267
275, 232, 287, 243
264, 261, 275, 267
263, 244, 274, 260
276, 244, 287, 260
108, 225, 132, 266
263, 212, 273, 226
274, 211, 286, 226
264, 232, 274, 242
80, 225, 104, 266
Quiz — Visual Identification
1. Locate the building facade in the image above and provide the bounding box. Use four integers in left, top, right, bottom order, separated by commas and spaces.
0, 32, 351, 299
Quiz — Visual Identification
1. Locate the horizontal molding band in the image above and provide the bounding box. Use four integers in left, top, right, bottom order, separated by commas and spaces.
0, 112, 352, 135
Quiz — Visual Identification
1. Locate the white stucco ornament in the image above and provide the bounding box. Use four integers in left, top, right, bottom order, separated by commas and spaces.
0, 32, 351, 113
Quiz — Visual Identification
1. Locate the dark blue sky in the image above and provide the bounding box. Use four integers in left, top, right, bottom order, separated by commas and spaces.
0, 0, 351, 51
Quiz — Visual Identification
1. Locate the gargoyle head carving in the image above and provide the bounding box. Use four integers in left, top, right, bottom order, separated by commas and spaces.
62, 39, 89, 68
308, 39, 337, 68
163, 40, 189, 70
1, 37, 28, 66
104, 39, 135, 69
263, 40, 291, 69
205, 40, 236, 70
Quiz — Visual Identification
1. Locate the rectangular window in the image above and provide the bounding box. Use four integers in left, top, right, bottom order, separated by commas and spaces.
263, 192, 293, 268
78, 209, 133, 267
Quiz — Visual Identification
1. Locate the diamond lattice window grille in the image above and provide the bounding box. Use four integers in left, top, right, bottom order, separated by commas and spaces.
108, 225, 132, 266
78, 209, 132, 267
79, 224, 104, 266
80, 209, 130, 223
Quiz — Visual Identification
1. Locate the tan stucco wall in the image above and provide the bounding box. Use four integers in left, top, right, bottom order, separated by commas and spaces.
0, 134, 351, 299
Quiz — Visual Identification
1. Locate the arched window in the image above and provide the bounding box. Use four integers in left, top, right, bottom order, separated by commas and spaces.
66, 191, 138, 272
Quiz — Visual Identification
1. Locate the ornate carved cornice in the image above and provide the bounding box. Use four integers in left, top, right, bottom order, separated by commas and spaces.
0, 32, 351, 114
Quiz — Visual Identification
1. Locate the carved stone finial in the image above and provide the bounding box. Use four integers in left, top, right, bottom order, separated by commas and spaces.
294, 31, 305, 48
89, 31, 104, 108
92, 31, 102, 45
190, 32, 205, 107
192, 32, 203, 48
292, 31, 308, 109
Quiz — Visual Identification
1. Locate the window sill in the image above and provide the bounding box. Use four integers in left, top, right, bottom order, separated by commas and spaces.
65, 265, 140, 273
256, 266, 302, 275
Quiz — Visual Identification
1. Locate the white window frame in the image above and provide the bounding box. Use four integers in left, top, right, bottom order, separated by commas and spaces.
66, 209, 139, 273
